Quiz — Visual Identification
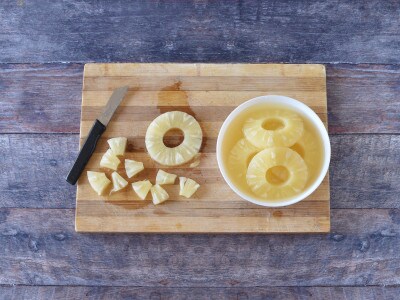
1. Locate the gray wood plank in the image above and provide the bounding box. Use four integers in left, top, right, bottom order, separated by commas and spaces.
327, 64, 400, 134
0, 0, 399, 64
0, 63, 83, 133
0, 134, 78, 209
0, 285, 398, 300
330, 134, 400, 209
0, 208, 399, 286
1, 63, 399, 134
1, 134, 398, 209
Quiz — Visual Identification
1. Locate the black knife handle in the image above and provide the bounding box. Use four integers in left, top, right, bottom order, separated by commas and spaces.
66, 120, 106, 185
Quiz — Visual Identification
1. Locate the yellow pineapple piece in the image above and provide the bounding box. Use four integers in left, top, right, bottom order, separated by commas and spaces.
150, 184, 169, 205
100, 149, 120, 171
132, 180, 152, 200
290, 130, 318, 171
243, 109, 303, 148
145, 111, 202, 166
246, 147, 308, 199
156, 170, 177, 185
228, 138, 261, 179
189, 153, 201, 168
87, 171, 111, 196
110, 172, 128, 193
125, 159, 144, 178
179, 177, 200, 198
107, 137, 127, 156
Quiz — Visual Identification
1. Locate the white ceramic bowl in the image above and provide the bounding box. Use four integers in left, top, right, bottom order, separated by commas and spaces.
216, 95, 331, 207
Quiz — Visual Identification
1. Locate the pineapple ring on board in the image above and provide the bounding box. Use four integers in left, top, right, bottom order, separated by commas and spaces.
246, 147, 308, 200
145, 111, 203, 166
242, 109, 304, 148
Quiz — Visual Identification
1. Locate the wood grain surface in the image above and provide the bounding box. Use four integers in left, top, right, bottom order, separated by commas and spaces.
1, 0, 399, 297
0, 208, 399, 287
1, 286, 399, 300
1, 64, 399, 134
1, 0, 399, 64
1, 134, 398, 209
76, 63, 329, 233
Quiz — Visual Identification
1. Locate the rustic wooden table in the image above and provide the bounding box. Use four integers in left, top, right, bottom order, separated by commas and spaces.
1, 1, 399, 299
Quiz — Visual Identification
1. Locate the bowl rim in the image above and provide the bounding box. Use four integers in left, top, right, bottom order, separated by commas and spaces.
216, 95, 331, 207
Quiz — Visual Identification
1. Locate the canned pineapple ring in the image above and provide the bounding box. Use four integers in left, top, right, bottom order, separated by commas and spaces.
246, 147, 308, 199
243, 109, 304, 148
145, 111, 203, 166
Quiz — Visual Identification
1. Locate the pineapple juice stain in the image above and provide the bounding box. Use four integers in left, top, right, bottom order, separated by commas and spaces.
221, 103, 325, 202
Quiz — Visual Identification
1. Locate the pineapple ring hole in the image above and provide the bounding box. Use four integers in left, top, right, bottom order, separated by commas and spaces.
163, 128, 185, 148
290, 143, 305, 158
262, 118, 285, 131
266, 166, 290, 186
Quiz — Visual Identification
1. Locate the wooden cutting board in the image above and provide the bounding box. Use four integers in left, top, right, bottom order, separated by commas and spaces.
76, 63, 330, 233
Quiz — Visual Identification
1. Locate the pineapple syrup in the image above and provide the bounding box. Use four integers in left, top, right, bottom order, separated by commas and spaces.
221, 103, 325, 202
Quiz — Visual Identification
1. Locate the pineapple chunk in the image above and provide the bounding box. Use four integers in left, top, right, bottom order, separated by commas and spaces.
189, 153, 201, 168
87, 171, 111, 195
110, 172, 128, 193
132, 180, 152, 200
189, 160, 200, 168
155, 169, 177, 185
125, 159, 144, 178
151, 184, 169, 205
100, 149, 121, 170
107, 137, 127, 156
179, 177, 200, 198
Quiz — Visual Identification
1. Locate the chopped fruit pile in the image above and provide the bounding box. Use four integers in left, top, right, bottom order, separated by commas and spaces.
86, 122, 202, 205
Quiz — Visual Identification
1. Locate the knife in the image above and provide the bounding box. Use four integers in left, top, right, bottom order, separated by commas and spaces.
66, 86, 129, 185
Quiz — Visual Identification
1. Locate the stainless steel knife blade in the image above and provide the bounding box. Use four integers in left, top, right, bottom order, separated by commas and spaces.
97, 86, 129, 126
